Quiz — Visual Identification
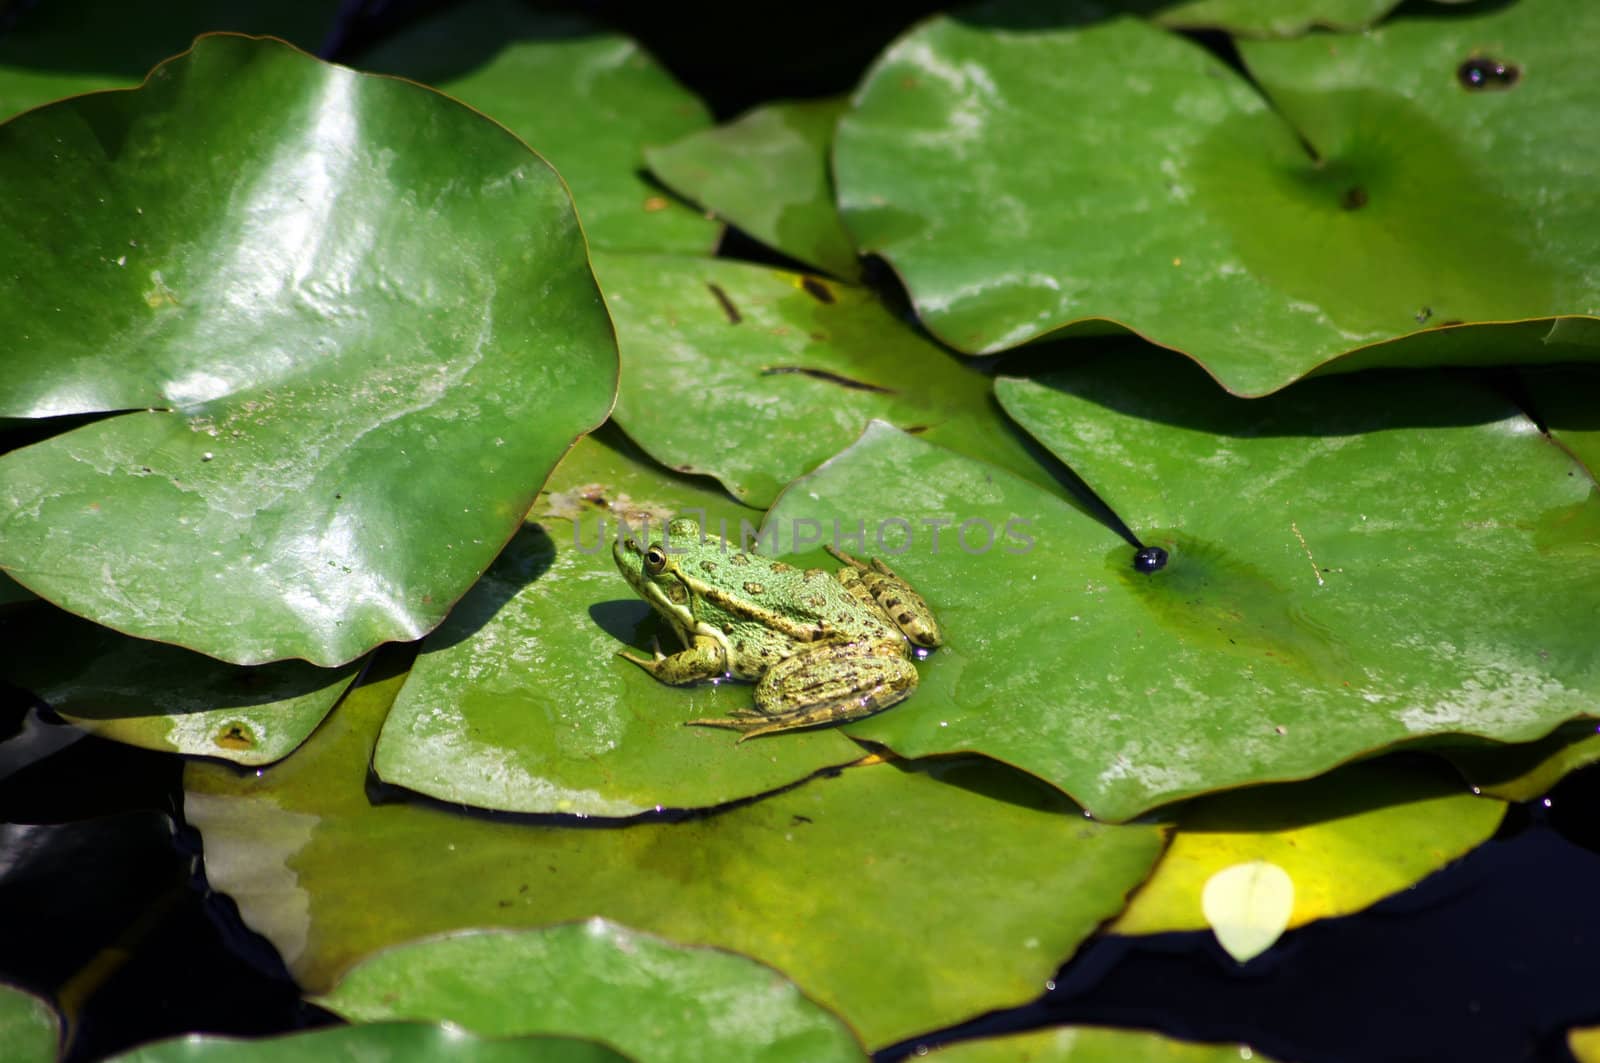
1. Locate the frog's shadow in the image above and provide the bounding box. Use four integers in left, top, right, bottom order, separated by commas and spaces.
589, 599, 654, 647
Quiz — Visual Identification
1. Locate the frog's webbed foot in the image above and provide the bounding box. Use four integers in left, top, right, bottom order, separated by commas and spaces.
617, 633, 728, 685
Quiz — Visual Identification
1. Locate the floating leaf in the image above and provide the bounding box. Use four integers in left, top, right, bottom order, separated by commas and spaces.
354, 0, 719, 254
1111, 758, 1504, 935
1445, 722, 1600, 803
186, 666, 1165, 1049
595, 253, 1047, 507
927, 1025, 1280, 1062
1153, 0, 1454, 36
0, 35, 617, 666
1572, 1026, 1600, 1063
373, 430, 862, 816
1201, 860, 1295, 962
316, 922, 865, 1063
833, 0, 1600, 395
2, 604, 360, 764
0, 983, 57, 1063
759, 356, 1600, 820
105, 1023, 630, 1063
0, 0, 333, 120
645, 98, 859, 279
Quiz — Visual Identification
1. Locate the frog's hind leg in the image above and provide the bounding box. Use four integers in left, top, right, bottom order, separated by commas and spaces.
827, 547, 942, 649
686, 644, 917, 740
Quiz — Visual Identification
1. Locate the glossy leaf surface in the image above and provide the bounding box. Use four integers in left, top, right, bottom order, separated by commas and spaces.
316, 922, 865, 1063
1112, 759, 1504, 934
186, 665, 1166, 1048
760, 358, 1599, 820
106, 1024, 629, 1063
355, 0, 718, 254
834, 0, 1600, 395
645, 98, 859, 279
373, 430, 862, 815
0, 983, 57, 1063
0, 35, 617, 666
596, 253, 1045, 507
2, 604, 360, 764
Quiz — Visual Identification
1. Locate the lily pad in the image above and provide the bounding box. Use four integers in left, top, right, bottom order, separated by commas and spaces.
354, 0, 719, 255
0, 983, 57, 1063
0, 35, 617, 666
758, 354, 1600, 820
644, 98, 860, 279
1, 603, 360, 764
315, 922, 865, 1063
927, 1026, 1280, 1062
833, 0, 1600, 396
0, 1, 334, 121
372, 429, 863, 816
105, 1023, 630, 1063
1573, 1026, 1600, 1063
1444, 721, 1600, 803
1153, 0, 1458, 36
1521, 365, 1600, 476
185, 664, 1166, 1049
594, 253, 1048, 508
1111, 758, 1505, 935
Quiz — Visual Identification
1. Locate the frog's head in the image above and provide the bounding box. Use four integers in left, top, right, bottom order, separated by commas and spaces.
612, 518, 704, 633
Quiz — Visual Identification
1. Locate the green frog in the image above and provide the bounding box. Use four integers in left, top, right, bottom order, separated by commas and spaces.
612, 518, 941, 738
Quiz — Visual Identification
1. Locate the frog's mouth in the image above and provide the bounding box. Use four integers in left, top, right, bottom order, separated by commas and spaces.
614, 536, 696, 645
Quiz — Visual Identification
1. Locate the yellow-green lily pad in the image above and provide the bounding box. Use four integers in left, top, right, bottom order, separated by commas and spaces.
372, 429, 862, 815
758, 352, 1598, 820
645, 98, 859, 279
314, 922, 865, 1063
353, 0, 719, 255
927, 1026, 1280, 1062
0, 982, 57, 1063
1444, 722, 1600, 803
1, 604, 361, 765
595, 252, 1048, 508
186, 663, 1166, 1049
0, 35, 617, 667
1111, 759, 1505, 935
834, 0, 1599, 395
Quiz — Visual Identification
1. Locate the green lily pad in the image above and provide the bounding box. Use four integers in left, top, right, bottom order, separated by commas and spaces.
354, 0, 719, 255
1153, 0, 1460, 36
105, 1023, 630, 1063
372, 430, 862, 815
758, 354, 1599, 820
1, 603, 360, 764
927, 1026, 1281, 1062
1110, 758, 1504, 935
0, 35, 617, 667
1444, 721, 1600, 802
186, 664, 1166, 1049
0, 0, 334, 121
595, 253, 1048, 508
0, 983, 57, 1063
833, 0, 1600, 396
315, 922, 865, 1063
644, 98, 859, 279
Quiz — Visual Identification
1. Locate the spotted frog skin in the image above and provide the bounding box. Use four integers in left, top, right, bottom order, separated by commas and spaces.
612, 518, 941, 738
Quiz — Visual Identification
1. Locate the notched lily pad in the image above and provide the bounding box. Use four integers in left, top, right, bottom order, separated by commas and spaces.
0, 35, 618, 667
645, 97, 860, 279
760, 351, 1600, 819
373, 430, 863, 816
834, 0, 1599, 395
315, 922, 866, 1063
354, 0, 720, 255
188, 666, 1165, 1049
595, 253, 1047, 508
1, 604, 360, 764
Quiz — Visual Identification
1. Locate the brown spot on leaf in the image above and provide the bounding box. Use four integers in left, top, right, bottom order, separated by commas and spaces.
707, 283, 742, 324
214, 722, 255, 750
760, 365, 894, 394
800, 276, 835, 303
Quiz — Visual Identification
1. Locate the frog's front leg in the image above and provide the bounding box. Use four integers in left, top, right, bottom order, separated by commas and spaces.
619, 633, 728, 685
687, 641, 917, 739
826, 546, 942, 648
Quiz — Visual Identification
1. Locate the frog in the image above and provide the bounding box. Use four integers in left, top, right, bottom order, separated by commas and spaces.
612, 518, 941, 738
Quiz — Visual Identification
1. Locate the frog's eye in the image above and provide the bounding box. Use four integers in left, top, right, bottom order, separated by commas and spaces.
644, 546, 667, 574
